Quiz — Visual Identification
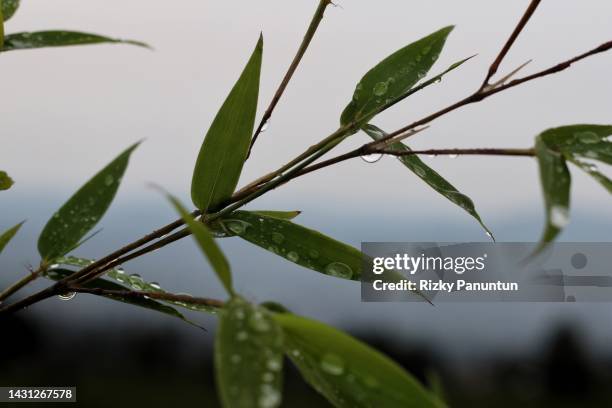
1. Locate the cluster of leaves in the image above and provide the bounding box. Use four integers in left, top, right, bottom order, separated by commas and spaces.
2, 2, 611, 407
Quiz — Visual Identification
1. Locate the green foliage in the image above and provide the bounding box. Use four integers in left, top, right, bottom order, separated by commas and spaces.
217, 211, 362, 280
0, 170, 13, 190
45, 267, 203, 328
275, 313, 444, 408
0, 221, 23, 257
167, 195, 234, 296
1, 0, 20, 22
534, 124, 612, 250
191, 35, 263, 212
215, 297, 284, 408
341, 26, 453, 127
363, 124, 493, 238
37, 143, 139, 261
1, 31, 148, 52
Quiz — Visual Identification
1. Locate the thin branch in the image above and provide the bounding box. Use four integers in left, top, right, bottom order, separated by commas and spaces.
247, 0, 333, 158
379, 147, 536, 157
481, 0, 542, 88
71, 286, 225, 309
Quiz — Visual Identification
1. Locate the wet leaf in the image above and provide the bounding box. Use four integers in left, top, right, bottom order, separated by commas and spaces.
210, 210, 301, 238
275, 313, 444, 408
38, 143, 140, 261
167, 195, 233, 296
566, 156, 612, 194
341, 26, 453, 127
0, 170, 13, 190
44, 268, 203, 328
56, 256, 218, 314
216, 296, 284, 408
364, 124, 493, 239
218, 211, 362, 281
1, 0, 19, 22
250, 210, 301, 221
535, 136, 571, 247
191, 35, 263, 212
0, 221, 23, 257
1, 31, 149, 52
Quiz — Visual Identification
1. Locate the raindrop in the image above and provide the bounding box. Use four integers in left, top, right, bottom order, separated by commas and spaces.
258, 385, 281, 408
413, 166, 426, 177
104, 175, 114, 186
361, 153, 382, 163
308, 249, 320, 259
261, 120, 270, 132
320, 353, 345, 376
262, 372, 274, 383
236, 331, 249, 341
448, 154, 458, 159
575, 131, 600, 144
286, 251, 300, 263
271, 232, 284, 244
226, 220, 250, 235
373, 81, 388, 96
550, 205, 570, 228
149, 282, 162, 291
58, 292, 76, 301
249, 313, 272, 332
266, 357, 282, 372
325, 262, 353, 279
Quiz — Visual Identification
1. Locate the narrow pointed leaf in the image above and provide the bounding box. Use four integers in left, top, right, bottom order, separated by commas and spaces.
38, 143, 140, 261
45, 268, 204, 328
1, 0, 19, 22
275, 313, 444, 408
167, 195, 233, 296
364, 124, 493, 239
0, 221, 23, 257
341, 26, 453, 127
191, 35, 263, 212
56, 256, 218, 314
0, 170, 13, 190
216, 297, 284, 408
1, 31, 149, 52
535, 136, 571, 247
210, 210, 301, 238
219, 211, 362, 281
541, 124, 612, 165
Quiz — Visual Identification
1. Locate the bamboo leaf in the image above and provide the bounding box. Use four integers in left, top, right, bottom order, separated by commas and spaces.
1, 0, 19, 22
191, 35, 263, 212
216, 296, 284, 408
210, 210, 301, 238
44, 268, 204, 328
0, 170, 13, 190
219, 211, 362, 281
364, 124, 493, 239
0, 221, 23, 257
535, 136, 571, 247
541, 124, 612, 165
38, 143, 140, 261
56, 256, 219, 314
341, 26, 454, 127
1, 31, 149, 52
275, 313, 444, 408
167, 195, 234, 296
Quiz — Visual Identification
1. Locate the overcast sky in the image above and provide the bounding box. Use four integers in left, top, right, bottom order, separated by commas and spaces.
2, 0, 611, 236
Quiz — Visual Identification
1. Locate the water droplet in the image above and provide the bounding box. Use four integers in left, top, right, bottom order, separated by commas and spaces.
320, 353, 345, 376
104, 175, 114, 186
234, 308, 246, 320
582, 162, 598, 172
575, 131, 600, 144
258, 384, 281, 408
262, 372, 274, 382
225, 220, 250, 235
271, 232, 284, 244
361, 153, 382, 163
129, 274, 144, 290
267, 357, 282, 372
448, 154, 458, 159
308, 249, 320, 259
291, 349, 301, 358
550, 205, 570, 228
58, 292, 76, 301
236, 331, 249, 341
325, 262, 353, 279
249, 313, 272, 332
286, 251, 300, 263
149, 282, 162, 291
261, 120, 270, 132
48, 263, 59, 270
373, 81, 388, 96
413, 166, 426, 177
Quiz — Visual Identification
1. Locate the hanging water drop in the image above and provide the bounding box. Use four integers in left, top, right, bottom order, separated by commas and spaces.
361, 153, 382, 163
261, 120, 270, 132
149, 282, 162, 291
58, 292, 76, 301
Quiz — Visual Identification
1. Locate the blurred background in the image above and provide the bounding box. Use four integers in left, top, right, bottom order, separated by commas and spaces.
1, 0, 612, 406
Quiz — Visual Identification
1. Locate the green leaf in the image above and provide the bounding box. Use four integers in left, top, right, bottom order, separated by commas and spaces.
191, 35, 263, 212
275, 313, 444, 408
541, 124, 612, 165
0, 170, 13, 190
215, 296, 284, 408
1, 0, 19, 22
38, 142, 140, 261
535, 136, 571, 247
0, 221, 23, 257
1, 31, 149, 52
341, 26, 454, 127
45, 268, 203, 328
167, 195, 234, 296
566, 156, 612, 194
56, 256, 219, 314
218, 211, 362, 281
210, 210, 301, 238
363, 124, 493, 239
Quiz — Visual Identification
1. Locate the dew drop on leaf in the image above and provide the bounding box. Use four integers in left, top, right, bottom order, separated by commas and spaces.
320, 353, 345, 376
325, 262, 353, 279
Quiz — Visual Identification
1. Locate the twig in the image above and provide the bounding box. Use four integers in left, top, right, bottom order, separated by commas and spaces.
247, 0, 333, 158
379, 147, 536, 157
